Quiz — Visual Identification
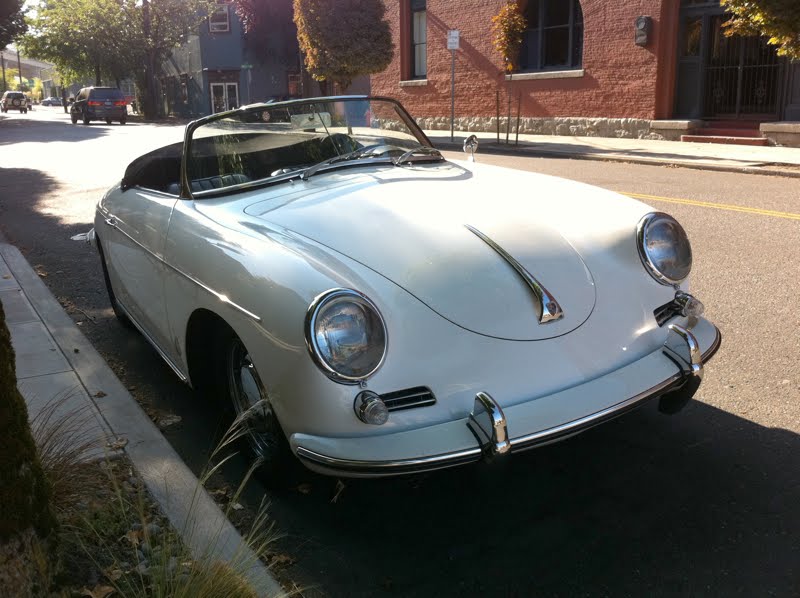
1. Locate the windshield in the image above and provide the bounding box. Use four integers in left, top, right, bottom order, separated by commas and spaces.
185, 97, 434, 197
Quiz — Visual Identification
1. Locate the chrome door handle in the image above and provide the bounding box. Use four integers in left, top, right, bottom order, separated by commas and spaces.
105, 216, 117, 227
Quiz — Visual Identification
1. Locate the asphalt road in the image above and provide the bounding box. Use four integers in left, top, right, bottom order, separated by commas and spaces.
1, 108, 799, 597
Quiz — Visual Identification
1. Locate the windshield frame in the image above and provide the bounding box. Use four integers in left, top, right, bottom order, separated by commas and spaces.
178, 95, 435, 200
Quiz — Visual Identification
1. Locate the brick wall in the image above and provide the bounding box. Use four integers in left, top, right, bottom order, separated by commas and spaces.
372, 0, 679, 121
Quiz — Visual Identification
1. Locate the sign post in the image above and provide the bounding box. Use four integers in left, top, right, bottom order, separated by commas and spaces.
447, 30, 459, 142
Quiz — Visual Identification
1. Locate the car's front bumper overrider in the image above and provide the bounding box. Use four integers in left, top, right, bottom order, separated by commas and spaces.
294, 321, 722, 477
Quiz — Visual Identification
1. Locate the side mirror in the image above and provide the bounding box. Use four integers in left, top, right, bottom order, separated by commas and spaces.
463, 134, 479, 162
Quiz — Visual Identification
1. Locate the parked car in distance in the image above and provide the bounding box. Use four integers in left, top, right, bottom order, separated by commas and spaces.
70, 86, 127, 125
1, 91, 28, 113
90, 96, 721, 482
41, 97, 62, 106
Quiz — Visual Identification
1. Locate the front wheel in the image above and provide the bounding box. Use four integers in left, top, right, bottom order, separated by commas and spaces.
215, 330, 293, 483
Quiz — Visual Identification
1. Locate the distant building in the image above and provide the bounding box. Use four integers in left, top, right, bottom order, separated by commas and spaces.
372, 0, 800, 142
161, 0, 302, 117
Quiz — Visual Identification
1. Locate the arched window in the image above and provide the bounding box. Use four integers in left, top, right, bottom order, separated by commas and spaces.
520, 0, 583, 71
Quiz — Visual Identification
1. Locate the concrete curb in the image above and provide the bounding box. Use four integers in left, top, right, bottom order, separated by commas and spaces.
432, 139, 800, 179
0, 236, 282, 597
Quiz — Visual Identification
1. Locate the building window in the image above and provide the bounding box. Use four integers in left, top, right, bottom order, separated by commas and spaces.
411, 0, 427, 78
520, 0, 583, 72
209, 4, 230, 33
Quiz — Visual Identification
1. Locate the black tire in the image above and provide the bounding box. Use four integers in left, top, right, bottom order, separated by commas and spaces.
106, 117, 112, 124
212, 327, 295, 485
71, 114, 78, 124
82, 112, 90, 125
96, 236, 133, 328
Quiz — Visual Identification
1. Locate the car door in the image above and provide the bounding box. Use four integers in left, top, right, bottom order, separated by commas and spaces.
100, 188, 178, 358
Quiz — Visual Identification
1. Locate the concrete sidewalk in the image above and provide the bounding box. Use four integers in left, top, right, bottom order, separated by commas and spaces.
425, 129, 800, 177
0, 236, 281, 597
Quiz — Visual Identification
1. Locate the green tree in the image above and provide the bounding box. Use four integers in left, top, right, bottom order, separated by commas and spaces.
721, 0, 800, 59
22, 0, 212, 118
0, 301, 57, 597
292, 0, 393, 93
0, 0, 27, 48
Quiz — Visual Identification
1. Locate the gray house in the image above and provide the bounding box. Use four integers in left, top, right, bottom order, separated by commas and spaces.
161, 0, 301, 117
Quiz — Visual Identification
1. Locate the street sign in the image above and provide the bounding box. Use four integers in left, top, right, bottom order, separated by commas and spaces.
447, 30, 460, 50
241, 63, 253, 70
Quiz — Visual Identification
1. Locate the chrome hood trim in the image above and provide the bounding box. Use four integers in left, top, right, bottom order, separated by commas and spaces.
465, 224, 563, 324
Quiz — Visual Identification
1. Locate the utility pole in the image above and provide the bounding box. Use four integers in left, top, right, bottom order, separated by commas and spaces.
1, 52, 6, 92
16, 48, 23, 89
142, 0, 156, 118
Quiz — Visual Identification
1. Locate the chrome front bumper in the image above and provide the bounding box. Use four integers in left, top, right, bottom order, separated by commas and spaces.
295, 323, 722, 477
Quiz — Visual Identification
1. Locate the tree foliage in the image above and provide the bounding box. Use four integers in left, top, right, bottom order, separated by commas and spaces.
22, 0, 213, 115
22, 0, 134, 86
492, 1, 527, 73
293, 0, 393, 91
0, 0, 27, 48
721, 0, 800, 59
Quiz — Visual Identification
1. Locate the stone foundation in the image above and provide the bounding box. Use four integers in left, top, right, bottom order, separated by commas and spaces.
412, 116, 713, 141
760, 122, 800, 147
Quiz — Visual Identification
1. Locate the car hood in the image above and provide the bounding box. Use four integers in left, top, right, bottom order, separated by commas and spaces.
244, 161, 601, 340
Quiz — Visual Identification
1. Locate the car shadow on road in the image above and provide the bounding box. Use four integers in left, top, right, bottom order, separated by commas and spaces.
254, 390, 799, 597
0, 116, 114, 145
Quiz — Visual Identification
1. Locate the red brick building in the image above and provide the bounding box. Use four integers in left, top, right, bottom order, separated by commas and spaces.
372, 0, 800, 141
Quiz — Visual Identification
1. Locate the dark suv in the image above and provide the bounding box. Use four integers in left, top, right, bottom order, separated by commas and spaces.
1, 91, 28, 113
70, 86, 127, 125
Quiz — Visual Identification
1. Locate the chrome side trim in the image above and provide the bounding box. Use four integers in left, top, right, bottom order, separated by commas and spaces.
114, 299, 188, 382
465, 224, 563, 324
163, 261, 262, 322
467, 392, 510, 457
106, 222, 261, 323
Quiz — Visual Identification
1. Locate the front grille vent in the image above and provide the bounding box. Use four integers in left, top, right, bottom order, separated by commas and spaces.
654, 300, 681, 326
380, 386, 436, 412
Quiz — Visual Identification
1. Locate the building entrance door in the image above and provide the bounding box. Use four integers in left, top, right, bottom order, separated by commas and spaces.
210, 82, 239, 113
675, 1, 783, 119
702, 15, 781, 118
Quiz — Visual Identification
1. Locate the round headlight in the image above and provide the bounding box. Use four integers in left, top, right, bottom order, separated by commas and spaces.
637, 212, 692, 285
305, 289, 387, 383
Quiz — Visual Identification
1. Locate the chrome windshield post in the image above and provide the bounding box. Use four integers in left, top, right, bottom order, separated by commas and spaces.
468, 392, 510, 458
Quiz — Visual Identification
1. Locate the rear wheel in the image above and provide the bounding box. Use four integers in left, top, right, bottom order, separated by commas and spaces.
82, 112, 90, 125
96, 236, 132, 328
213, 328, 293, 484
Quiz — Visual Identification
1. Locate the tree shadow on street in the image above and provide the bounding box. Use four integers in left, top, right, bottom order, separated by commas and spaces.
0, 116, 112, 146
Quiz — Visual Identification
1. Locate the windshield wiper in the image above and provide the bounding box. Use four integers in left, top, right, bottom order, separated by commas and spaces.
393, 146, 443, 166
301, 143, 392, 181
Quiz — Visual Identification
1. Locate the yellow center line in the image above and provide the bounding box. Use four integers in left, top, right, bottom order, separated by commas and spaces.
624, 191, 800, 221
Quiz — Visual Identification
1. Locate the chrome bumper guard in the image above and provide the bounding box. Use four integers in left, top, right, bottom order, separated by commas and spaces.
296, 324, 721, 476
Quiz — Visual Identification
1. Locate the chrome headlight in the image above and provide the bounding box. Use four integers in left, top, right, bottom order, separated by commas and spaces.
305, 289, 387, 383
637, 212, 692, 285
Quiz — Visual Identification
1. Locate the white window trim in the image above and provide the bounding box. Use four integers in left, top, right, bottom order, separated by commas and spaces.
505, 69, 584, 81
209, 5, 230, 33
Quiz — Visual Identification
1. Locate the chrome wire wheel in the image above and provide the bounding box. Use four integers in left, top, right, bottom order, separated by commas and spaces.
226, 339, 281, 460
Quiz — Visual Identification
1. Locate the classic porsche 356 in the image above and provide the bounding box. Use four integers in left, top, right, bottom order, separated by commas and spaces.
92, 96, 720, 478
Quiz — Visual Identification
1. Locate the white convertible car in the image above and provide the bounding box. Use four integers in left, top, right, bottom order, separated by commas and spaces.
94, 96, 720, 478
